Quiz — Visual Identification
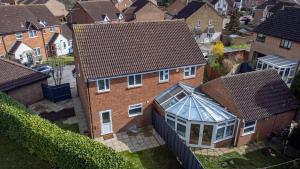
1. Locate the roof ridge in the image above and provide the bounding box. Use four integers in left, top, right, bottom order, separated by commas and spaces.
221, 69, 277, 80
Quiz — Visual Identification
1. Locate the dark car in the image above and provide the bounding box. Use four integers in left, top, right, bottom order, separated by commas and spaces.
32, 64, 54, 75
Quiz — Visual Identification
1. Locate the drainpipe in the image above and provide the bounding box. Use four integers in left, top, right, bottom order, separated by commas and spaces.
87, 80, 95, 139
40, 28, 49, 61
234, 118, 241, 147
1, 35, 8, 56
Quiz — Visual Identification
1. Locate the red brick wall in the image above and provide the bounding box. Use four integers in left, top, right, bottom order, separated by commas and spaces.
236, 111, 295, 146
0, 26, 61, 62
85, 67, 204, 138
67, 4, 95, 24
6, 79, 47, 106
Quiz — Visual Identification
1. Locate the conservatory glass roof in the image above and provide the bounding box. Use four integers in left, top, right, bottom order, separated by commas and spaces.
155, 83, 236, 123
258, 55, 297, 68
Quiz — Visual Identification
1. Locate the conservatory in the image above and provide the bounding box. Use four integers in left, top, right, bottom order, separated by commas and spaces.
256, 55, 297, 87
155, 83, 237, 148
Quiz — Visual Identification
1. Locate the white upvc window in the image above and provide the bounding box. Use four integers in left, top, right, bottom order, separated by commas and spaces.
34, 47, 41, 56
176, 117, 187, 138
280, 39, 292, 49
29, 30, 38, 38
243, 120, 256, 136
128, 103, 143, 117
159, 69, 169, 83
128, 74, 142, 88
97, 79, 110, 93
215, 120, 236, 141
49, 26, 56, 32
15, 32, 23, 39
184, 66, 196, 79
166, 113, 176, 129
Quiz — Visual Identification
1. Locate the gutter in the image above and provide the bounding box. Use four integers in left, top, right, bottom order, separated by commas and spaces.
86, 80, 95, 138
40, 29, 49, 60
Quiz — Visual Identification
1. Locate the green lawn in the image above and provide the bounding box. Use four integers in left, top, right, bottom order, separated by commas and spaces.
0, 135, 53, 169
197, 148, 293, 169
227, 44, 251, 50
46, 55, 74, 65
121, 145, 183, 169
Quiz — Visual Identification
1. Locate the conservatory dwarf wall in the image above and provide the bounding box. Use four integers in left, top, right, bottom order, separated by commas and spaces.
155, 83, 237, 148
256, 55, 297, 87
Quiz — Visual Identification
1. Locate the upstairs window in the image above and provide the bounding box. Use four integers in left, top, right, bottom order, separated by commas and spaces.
15, 32, 23, 40
159, 69, 169, 83
243, 120, 256, 135
256, 33, 266, 42
97, 79, 110, 92
29, 30, 38, 38
280, 39, 292, 49
49, 26, 56, 32
184, 66, 196, 78
128, 74, 142, 88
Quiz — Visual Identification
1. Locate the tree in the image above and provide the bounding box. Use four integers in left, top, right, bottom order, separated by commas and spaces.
208, 41, 225, 75
212, 41, 224, 61
225, 9, 241, 33
48, 57, 65, 86
291, 72, 300, 101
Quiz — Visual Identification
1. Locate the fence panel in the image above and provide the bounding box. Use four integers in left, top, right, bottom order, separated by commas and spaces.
152, 111, 204, 169
42, 83, 72, 102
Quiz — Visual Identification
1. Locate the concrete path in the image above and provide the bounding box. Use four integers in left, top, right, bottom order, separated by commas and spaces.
194, 142, 266, 156
95, 127, 165, 152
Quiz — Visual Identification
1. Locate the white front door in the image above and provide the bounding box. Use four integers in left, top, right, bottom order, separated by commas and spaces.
100, 110, 113, 135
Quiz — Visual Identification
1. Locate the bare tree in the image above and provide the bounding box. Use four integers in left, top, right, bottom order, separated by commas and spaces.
49, 57, 65, 86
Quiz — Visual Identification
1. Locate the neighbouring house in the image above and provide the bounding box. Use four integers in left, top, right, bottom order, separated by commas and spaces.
0, 58, 48, 106
208, 0, 229, 15
165, 0, 186, 18
67, 0, 123, 24
47, 24, 73, 56
112, 0, 133, 11
201, 70, 298, 147
249, 7, 300, 86
73, 20, 206, 138
234, 0, 243, 10
123, 0, 165, 22
171, 1, 224, 43
13, 0, 68, 18
253, 0, 299, 23
0, 5, 61, 66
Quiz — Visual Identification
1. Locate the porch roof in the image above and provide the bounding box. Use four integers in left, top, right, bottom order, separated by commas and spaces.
258, 55, 297, 68
155, 83, 236, 123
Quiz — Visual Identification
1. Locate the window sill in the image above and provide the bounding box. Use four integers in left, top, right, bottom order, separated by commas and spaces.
242, 131, 255, 136
128, 113, 143, 118
96, 90, 110, 94
214, 135, 234, 143
127, 85, 142, 89
159, 80, 169, 84
184, 76, 196, 80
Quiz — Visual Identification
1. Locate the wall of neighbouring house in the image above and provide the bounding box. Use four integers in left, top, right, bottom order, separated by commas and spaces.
249, 34, 300, 63
14, 43, 34, 64
185, 3, 223, 33
86, 66, 204, 138
0, 26, 61, 62
114, 0, 133, 11
6, 79, 47, 106
45, 0, 68, 17
236, 111, 295, 146
134, 2, 165, 21
67, 4, 95, 24
253, 9, 264, 24
52, 34, 72, 56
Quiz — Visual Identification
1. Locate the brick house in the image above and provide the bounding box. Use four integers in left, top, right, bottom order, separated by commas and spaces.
0, 5, 61, 65
249, 7, 300, 86
123, 0, 165, 22
201, 70, 298, 146
73, 21, 206, 138
67, 0, 124, 24
169, 1, 224, 43
0, 58, 48, 106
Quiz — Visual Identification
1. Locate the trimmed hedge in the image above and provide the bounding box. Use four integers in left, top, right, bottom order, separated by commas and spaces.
0, 92, 130, 169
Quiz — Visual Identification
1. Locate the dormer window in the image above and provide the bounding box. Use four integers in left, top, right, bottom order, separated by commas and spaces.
256, 33, 266, 42
102, 15, 110, 22
117, 13, 123, 20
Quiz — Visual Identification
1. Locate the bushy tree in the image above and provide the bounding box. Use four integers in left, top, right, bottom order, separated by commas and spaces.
291, 72, 300, 100
212, 41, 225, 61
225, 10, 241, 33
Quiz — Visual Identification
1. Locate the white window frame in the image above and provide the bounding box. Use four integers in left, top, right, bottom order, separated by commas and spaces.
15, 32, 23, 40
242, 120, 257, 136
34, 47, 41, 56
280, 39, 292, 49
99, 109, 113, 135
215, 119, 236, 142
49, 26, 56, 32
159, 69, 169, 83
184, 66, 196, 79
28, 30, 38, 38
97, 79, 110, 93
128, 103, 143, 117
127, 74, 142, 88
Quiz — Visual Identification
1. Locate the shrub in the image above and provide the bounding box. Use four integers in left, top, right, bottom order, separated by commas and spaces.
0, 92, 130, 169
291, 71, 300, 101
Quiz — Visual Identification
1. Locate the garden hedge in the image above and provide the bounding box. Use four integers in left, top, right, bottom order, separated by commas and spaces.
0, 92, 130, 169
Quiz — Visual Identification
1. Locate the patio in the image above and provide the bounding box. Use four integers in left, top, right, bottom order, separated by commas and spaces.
94, 126, 165, 152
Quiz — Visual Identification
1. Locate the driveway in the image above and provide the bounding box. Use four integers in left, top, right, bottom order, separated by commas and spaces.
47, 65, 76, 88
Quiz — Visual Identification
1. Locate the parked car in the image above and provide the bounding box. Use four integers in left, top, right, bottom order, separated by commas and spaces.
32, 64, 54, 75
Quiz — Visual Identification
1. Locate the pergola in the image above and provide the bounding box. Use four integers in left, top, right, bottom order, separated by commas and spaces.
256, 55, 297, 86
155, 83, 237, 148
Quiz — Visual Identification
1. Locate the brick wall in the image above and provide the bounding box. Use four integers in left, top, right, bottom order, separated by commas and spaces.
253, 9, 264, 24
82, 66, 204, 138
134, 3, 165, 21
0, 26, 61, 62
185, 3, 223, 33
249, 34, 300, 62
236, 111, 295, 146
67, 4, 95, 24
6, 79, 47, 106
